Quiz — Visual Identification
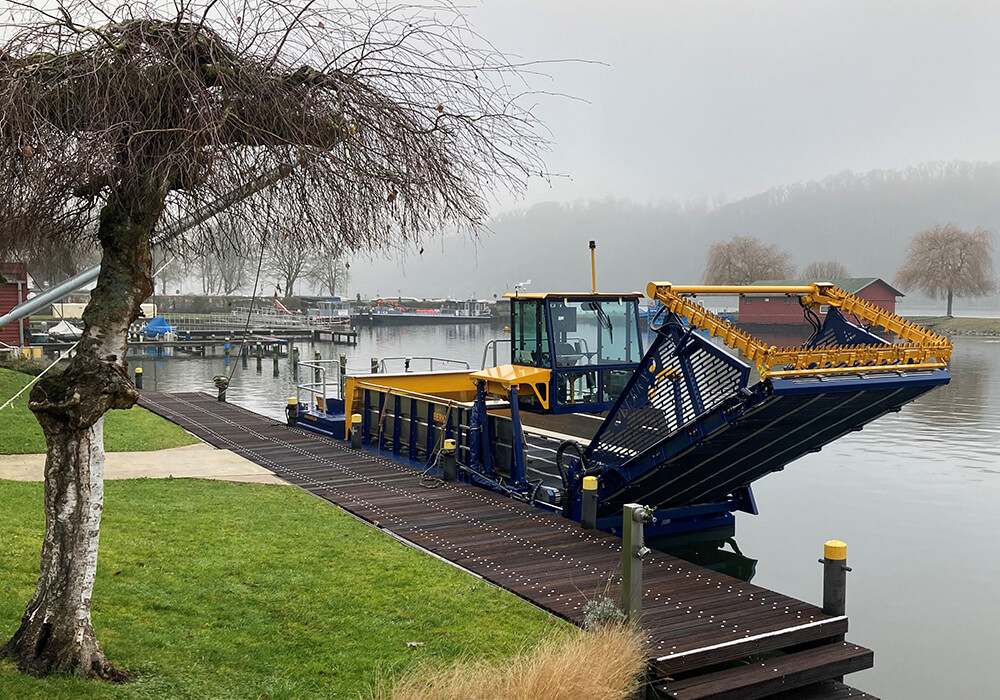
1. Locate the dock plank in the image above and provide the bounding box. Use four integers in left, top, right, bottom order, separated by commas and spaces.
138, 391, 874, 696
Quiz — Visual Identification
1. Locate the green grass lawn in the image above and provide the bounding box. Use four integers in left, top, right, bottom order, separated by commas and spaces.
0, 369, 199, 454
0, 479, 567, 699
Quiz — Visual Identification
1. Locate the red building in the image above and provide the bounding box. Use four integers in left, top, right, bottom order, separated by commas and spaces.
1, 262, 30, 348
738, 277, 902, 324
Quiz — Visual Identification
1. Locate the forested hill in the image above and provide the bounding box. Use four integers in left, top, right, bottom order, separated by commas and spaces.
349, 161, 1000, 299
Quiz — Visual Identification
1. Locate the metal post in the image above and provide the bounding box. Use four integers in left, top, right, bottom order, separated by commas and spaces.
285, 397, 298, 427
314, 350, 322, 383
440, 438, 458, 480
508, 386, 527, 487
621, 503, 653, 622
581, 475, 598, 529
350, 413, 362, 449
134, 367, 143, 390
820, 540, 851, 616
589, 239, 597, 294
339, 354, 347, 397
224, 339, 230, 357
371, 357, 379, 374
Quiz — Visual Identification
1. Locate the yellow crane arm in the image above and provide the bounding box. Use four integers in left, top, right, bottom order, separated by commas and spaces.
645, 282, 953, 379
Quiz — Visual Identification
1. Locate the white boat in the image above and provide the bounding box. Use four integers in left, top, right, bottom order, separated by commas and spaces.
48, 320, 83, 342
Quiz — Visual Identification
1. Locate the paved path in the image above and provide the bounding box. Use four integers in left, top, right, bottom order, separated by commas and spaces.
0, 442, 287, 484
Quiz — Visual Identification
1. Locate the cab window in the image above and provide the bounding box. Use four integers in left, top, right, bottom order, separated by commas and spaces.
511, 300, 550, 367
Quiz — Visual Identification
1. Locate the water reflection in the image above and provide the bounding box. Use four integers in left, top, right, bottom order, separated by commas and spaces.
859, 339, 1000, 476
650, 536, 758, 582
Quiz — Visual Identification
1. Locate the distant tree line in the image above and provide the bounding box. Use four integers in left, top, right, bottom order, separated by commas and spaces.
702, 226, 995, 317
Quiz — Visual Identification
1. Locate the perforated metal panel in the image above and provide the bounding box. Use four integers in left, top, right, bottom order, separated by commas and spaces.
807, 308, 888, 348
585, 323, 750, 469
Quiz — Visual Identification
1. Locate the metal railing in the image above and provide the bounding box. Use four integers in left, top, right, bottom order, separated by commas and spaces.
480, 338, 511, 369
377, 356, 470, 373
296, 360, 345, 414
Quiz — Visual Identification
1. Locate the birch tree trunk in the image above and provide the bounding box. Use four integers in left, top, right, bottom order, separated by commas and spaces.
2, 183, 163, 679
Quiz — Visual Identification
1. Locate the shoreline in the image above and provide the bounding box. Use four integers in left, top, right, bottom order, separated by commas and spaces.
907, 316, 1000, 336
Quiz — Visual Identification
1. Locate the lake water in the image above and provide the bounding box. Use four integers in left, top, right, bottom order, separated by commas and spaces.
132, 327, 1000, 699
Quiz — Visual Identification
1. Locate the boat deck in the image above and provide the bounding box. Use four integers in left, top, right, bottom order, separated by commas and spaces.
490, 408, 605, 488
139, 391, 876, 698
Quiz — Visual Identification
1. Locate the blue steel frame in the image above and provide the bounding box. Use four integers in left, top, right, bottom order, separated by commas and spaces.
293, 306, 951, 541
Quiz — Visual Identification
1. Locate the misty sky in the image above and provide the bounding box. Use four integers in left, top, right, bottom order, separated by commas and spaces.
464, 0, 1000, 206
342, 1, 1000, 296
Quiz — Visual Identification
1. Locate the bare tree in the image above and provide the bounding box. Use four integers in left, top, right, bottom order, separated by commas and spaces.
703, 235, 794, 285
265, 236, 310, 297
151, 245, 184, 297
0, 0, 545, 679
308, 253, 351, 296
802, 260, 850, 281
25, 238, 101, 290
896, 224, 996, 316
193, 226, 248, 294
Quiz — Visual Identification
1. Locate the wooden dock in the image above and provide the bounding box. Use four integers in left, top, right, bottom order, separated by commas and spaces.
139, 391, 877, 699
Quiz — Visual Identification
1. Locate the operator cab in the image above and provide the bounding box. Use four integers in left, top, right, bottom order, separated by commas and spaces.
507, 292, 645, 414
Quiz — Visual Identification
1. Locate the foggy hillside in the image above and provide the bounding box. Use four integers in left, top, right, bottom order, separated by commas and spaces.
347, 161, 1000, 303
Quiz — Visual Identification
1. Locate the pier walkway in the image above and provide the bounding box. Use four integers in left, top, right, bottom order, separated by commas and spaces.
139, 391, 875, 699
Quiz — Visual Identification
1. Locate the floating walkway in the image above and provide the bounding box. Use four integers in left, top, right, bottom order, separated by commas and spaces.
139, 391, 876, 699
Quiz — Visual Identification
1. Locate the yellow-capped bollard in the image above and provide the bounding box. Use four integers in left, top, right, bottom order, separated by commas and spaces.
134, 366, 143, 390
581, 475, 599, 530
440, 438, 458, 481
820, 539, 851, 616
350, 413, 363, 449
285, 397, 298, 427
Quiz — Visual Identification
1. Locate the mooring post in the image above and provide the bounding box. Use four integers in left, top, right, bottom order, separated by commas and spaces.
581, 475, 598, 529
314, 351, 322, 384
820, 540, 851, 616
350, 413, 363, 449
621, 503, 653, 622
440, 438, 458, 481
272, 349, 279, 377
214, 375, 229, 402
285, 397, 298, 427
133, 366, 143, 390
370, 357, 379, 374
224, 338, 230, 357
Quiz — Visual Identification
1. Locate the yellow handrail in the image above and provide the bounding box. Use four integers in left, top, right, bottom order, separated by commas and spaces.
645, 282, 953, 379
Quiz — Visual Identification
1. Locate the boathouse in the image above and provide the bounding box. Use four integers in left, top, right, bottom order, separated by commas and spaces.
739, 277, 902, 324
0, 262, 29, 348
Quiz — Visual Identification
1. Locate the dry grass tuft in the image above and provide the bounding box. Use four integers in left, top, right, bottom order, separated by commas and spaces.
381, 623, 647, 700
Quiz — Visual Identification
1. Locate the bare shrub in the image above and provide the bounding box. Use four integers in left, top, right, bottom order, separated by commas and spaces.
380, 624, 647, 700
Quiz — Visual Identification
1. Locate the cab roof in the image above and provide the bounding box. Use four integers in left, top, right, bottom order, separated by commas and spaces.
503, 292, 644, 300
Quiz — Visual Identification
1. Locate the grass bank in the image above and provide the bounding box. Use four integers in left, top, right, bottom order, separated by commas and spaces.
910, 316, 1000, 336
0, 479, 567, 699
0, 369, 199, 454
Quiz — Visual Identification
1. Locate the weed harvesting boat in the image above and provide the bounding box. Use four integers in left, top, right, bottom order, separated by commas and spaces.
292, 271, 951, 539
